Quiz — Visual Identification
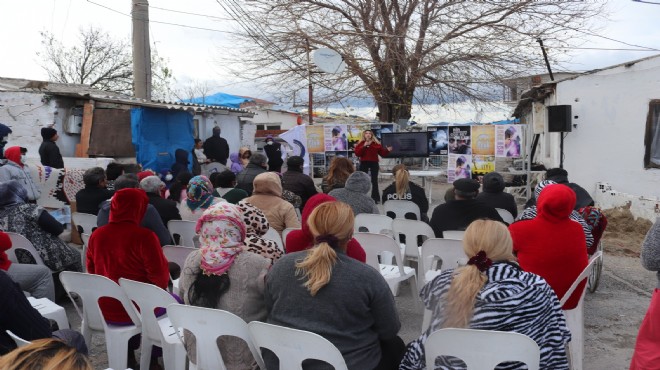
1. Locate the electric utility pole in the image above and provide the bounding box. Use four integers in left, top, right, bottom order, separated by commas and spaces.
132, 0, 152, 100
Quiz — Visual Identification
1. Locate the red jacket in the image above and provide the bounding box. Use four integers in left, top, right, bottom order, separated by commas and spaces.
0, 231, 12, 271
354, 141, 389, 162
509, 184, 588, 309
286, 194, 366, 263
87, 188, 170, 323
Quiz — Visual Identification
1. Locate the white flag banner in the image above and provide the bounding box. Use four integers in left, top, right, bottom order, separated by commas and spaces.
279, 124, 310, 175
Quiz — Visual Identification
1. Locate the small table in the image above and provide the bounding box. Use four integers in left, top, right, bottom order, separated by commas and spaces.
28, 297, 70, 330
380, 170, 444, 203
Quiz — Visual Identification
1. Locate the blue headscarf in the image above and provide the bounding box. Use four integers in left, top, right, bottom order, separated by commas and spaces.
186, 175, 214, 211
0, 180, 28, 208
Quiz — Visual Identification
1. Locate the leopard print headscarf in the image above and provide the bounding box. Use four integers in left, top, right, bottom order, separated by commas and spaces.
237, 200, 283, 264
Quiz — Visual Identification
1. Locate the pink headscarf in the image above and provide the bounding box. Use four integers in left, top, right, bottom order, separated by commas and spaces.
196, 202, 246, 276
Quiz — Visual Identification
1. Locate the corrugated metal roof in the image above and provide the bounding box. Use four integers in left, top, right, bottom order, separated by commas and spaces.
0, 76, 254, 116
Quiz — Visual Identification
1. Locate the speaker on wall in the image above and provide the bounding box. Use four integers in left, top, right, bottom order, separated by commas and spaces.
547, 105, 572, 132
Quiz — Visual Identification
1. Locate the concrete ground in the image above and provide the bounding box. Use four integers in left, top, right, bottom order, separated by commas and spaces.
58, 176, 652, 369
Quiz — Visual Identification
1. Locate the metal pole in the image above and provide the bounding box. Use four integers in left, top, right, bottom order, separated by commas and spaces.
306, 38, 313, 124
536, 38, 554, 81
132, 0, 152, 100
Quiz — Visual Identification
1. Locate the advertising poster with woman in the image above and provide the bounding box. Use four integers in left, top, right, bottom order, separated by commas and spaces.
306, 125, 326, 153
324, 124, 348, 151
448, 126, 472, 154
495, 124, 522, 157
347, 124, 369, 150
471, 125, 495, 156
428, 126, 449, 155
448, 153, 472, 183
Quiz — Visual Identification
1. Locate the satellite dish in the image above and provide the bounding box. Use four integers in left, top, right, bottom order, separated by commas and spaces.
313, 48, 346, 74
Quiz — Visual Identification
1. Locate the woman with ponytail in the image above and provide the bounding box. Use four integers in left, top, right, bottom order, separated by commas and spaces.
265, 202, 404, 370
381, 164, 429, 222
400, 220, 571, 370
179, 202, 270, 370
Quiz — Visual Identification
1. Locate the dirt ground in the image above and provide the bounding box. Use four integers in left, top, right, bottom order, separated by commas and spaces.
66, 179, 657, 369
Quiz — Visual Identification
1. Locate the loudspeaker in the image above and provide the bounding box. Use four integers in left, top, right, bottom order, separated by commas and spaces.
547, 105, 572, 132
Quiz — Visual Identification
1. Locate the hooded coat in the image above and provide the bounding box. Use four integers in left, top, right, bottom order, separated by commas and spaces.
285, 194, 366, 263
328, 171, 379, 215
0, 123, 12, 160
87, 188, 170, 323
244, 172, 300, 235
229, 152, 243, 174
476, 172, 518, 218
0, 147, 40, 201
171, 149, 191, 179
509, 184, 589, 309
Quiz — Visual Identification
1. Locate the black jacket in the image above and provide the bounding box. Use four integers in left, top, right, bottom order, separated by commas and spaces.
147, 192, 181, 227
430, 199, 503, 238
282, 169, 318, 209
38, 140, 64, 169
203, 135, 230, 165
264, 142, 284, 169
75, 186, 114, 215
382, 181, 429, 221
476, 192, 518, 218
171, 149, 190, 179
235, 163, 267, 196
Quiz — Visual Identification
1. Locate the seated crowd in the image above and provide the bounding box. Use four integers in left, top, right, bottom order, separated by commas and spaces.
0, 147, 608, 370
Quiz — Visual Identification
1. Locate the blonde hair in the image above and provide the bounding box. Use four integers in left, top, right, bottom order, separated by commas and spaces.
362, 130, 381, 145
442, 219, 516, 328
0, 339, 92, 370
295, 202, 355, 296
392, 163, 410, 198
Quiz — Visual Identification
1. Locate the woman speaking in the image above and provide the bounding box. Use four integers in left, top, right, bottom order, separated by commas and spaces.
354, 129, 392, 204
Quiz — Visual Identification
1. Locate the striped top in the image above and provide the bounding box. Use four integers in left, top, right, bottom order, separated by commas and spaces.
517, 205, 594, 249
399, 262, 570, 370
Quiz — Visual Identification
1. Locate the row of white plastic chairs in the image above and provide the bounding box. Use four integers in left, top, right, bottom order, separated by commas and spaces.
7, 272, 544, 370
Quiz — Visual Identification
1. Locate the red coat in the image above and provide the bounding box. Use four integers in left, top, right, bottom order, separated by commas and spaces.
354, 141, 389, 162
509, 184, 588, 309
286, 194, 366, 263
0, 231, 11, 271
87, 188, 170, 323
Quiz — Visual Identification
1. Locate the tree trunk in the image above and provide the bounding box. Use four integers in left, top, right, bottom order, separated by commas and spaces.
376, 92, 413, 123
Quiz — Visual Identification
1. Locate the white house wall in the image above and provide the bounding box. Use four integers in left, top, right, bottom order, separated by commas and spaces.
250, 109, 298, 130
547, 56, 660, 200
0, 92, 79, 158
198, 113, 243, 158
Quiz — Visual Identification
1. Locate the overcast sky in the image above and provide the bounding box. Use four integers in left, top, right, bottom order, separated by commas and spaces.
1, 0, 659, 118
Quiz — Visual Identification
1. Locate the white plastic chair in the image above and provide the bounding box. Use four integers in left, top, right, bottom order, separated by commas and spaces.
392, 219, 434, 267
167, 220, 197, 247
6, 330, 31, 347
162, 245, 196, 292
384, 200, 421, 220
263, 227, 284, 252
71, 212, 98, 235
495, 208, 515, 224
559, 251, 603, 370
354, 214, 393, 235
442, 230, 465, 240
59, 272, 142, 370
353, 232, 418, 302
28, 297, 70, 330
248, 321, 348, 370
420, 238, 467, 286
282, 227, 300, 250
167, 304, 265, 370
119, 278, 186, 370
425, 328, 540, 370
5, 232, 46, 266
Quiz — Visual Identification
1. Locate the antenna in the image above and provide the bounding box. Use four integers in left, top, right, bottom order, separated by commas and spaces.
313, 48, 346, 74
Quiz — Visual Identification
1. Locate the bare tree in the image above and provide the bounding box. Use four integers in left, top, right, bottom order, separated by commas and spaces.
39, 26, 173, 98
217, 0, 605, 122
170, 78, 216, 102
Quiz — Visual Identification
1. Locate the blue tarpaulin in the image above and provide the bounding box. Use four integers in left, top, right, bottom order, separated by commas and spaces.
131, 107, 195, 173
180, 92, 253, 109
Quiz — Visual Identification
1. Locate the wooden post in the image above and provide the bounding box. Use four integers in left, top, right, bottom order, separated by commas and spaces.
75, 100, 94, 157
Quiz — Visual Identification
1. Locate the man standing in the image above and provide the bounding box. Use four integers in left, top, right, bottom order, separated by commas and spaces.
430, 178, 502, 237
203, 126, 229, 166
38, 127, 64, 169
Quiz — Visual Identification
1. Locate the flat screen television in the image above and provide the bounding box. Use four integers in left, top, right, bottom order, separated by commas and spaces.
380, 132, 430, 158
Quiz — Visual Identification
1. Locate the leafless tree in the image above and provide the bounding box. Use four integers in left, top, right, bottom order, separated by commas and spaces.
39, 26, 173, 98
170, 78, 216, 102
217, 0, 605, 122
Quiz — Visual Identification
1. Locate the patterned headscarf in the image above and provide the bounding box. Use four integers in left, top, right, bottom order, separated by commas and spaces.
186, 175, 214, 211
237, 201, 282, 263
196, 202, 246, 276
0, 180, 28, 208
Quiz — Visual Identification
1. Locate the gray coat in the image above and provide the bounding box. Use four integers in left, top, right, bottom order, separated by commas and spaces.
0, 162, 40, 201
328, 171, 379, 215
